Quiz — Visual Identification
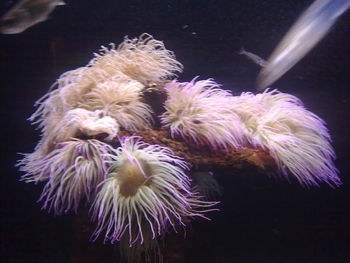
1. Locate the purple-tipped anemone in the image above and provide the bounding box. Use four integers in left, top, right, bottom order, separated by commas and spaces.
92, 33, 183, 85
253, 90, 340, 187
161, 78, 247, 150
26, 34, 182, 162
80, 76, 154, 131
91, 136, 217, 246
19, 139, 113, 214
230, 89, 340, 187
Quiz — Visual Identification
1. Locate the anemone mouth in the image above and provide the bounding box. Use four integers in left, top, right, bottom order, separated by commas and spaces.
116, 158, 153, 197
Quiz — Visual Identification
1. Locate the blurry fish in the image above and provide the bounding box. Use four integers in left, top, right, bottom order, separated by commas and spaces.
239, 47, 267, 67
0, 0, 65, 34
257, 0, 350, 90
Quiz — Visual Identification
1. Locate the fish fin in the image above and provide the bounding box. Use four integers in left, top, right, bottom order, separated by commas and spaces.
238, 46, 245, 55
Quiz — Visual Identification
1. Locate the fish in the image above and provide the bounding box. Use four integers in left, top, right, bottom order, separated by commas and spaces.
239, 47, 267, 67
257, 0, 350, 90
0, 0, 65, 34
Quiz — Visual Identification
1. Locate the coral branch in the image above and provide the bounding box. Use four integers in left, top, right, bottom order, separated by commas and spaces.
117, 129, 276, 172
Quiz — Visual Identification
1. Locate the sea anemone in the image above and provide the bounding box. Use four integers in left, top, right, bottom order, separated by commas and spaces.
49, 108, 120, 142
91, 33, 183, 85
28, 74, 151, 162
29, 66, 102, 133
229, 91, 265, 137
80, 75, 154, 131
232, 89, 340, 187
32, 33, 182, 129
20, 139, 113, 214
28, 33, 181, 156
91, 136, 216, 246
161, 78, 247, 150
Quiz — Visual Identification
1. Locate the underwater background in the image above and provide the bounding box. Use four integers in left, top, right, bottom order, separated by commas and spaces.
1, 0, 349, 262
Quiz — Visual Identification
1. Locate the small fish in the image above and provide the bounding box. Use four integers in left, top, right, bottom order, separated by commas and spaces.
257, 0, 350, 90
239, 47, 267, 67
0, 0, 65, 34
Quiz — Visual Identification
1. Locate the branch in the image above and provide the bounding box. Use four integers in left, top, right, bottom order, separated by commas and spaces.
117, 129, 276, 173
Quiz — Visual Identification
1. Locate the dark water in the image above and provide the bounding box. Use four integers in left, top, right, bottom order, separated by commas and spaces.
1, 0, 349, 262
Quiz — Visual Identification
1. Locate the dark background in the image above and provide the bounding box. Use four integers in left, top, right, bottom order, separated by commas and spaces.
1, 0, 349, 262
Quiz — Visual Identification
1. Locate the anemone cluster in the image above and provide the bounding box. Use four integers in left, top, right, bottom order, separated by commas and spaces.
162, 78, 340, 187
18, 33, 340, 262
